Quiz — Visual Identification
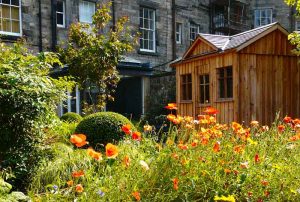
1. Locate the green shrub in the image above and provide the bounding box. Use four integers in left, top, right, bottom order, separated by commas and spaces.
75, 112, 135, 146
60, 112, 82, 123
0, 42, 73, 190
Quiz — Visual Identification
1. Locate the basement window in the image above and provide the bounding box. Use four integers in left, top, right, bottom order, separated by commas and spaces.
199, 74, 210, 104
181, 74, 192, 101
0, 0, 22, 36
218, 66, 233, 99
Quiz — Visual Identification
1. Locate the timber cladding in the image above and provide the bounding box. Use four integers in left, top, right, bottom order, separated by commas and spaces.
172, 23, 300, 125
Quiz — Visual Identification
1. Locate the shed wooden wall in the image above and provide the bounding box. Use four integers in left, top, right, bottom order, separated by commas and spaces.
176, 52, 238, 123
238, 30, 300, 125
175, 29, 300, 125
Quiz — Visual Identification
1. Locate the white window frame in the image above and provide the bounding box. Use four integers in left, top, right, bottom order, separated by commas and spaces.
79, 0, 95, 24
58, 85, 81, 116
190, 23, 199, 42
139, 7, 156, 53
254, 8, 273, 28
56, 1, 65, 28
0, 0, 22, 36
176, 22, 182, 44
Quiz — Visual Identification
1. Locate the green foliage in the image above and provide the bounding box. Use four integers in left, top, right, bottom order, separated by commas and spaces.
59, 2, 137, 110
0, 41, 74, 189
75, 112, 136, 147
285, 1, 300, 54
60, 112, 83, 123
0, 177, 30, 202
29, 117, 300, 201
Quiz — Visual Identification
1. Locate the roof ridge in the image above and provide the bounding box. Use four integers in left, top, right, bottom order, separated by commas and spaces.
199, 33, 230, 38
231, 22, 278, 38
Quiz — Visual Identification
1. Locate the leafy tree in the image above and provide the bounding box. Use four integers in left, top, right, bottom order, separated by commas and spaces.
0, 41, 73, 190
285, 0, 300, 55
59, 2, 136, 111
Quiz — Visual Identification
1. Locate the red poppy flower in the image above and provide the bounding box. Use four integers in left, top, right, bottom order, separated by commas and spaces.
203, 106, 219, 115
261, 180, 269, 186
283, 116, 292, 123
278, 125, 285, 132
132, 131, 142, 141
122, 124, 132, 135
172, 178, 179, 190
105, 143, 119, 158
255, 153, 260, 163
213, 141, 220, 152
72, 170, 84, 178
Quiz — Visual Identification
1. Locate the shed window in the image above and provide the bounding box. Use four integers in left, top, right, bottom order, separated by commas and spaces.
79, 1, 95, 23
57, 1, 65, 27
254, 8, 272, 28
218, 66, 233, 99
139, 7, 156, 52
0, 0, 21, 36
199, 74, 210, 104
181, 74, 192, 101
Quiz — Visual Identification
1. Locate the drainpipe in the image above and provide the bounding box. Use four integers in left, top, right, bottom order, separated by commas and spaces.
172, 0, 176, 60
51, 0, 57, 51
38, 0, 43, 52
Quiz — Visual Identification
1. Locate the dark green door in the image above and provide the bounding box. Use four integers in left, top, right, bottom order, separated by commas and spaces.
107, 77, 142, 119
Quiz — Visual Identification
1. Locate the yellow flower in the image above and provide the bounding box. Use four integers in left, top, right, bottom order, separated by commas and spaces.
214, 195, 236, 202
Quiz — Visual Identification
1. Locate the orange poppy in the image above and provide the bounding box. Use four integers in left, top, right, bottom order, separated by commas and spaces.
172, 178, 179, 190
255, 153, 260, 163
70, 134, 88, 147
171, 153, 179, 159
224, 169, 231, 174
75, 184, 84, 193
203, 106, 218, 115
132, 131, 142, 141
132, 191, 141, 201
261, 180, 269, 186
105, 143, 119, 158
87, 147, 102, 161
278, 125, 285, 132
167, 114, 176, 122
191, 140, 198, 147
123, 155, 130, 168
72, 170, 84, 178
201, 137, 209, 145
290, 133, 300, 141
283, 116, 292, 123
165, 103, 177, 110
172, 118, 181, 125
213, 141, 220, 152
178, 143, 188, 150
67, 180, 73, 186
121, 124, 132, 135
233, 145, 244, 154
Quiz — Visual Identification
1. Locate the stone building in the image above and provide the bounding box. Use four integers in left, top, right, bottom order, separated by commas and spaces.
0, 0, 298, 118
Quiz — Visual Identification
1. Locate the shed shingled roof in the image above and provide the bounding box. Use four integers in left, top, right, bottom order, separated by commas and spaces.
199, 22, 280, 51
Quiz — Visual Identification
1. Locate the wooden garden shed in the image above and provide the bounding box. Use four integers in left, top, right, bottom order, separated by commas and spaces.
171, 22, 300, 125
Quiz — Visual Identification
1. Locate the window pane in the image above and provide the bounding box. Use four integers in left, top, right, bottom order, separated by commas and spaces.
187, 74, 192, 82
144, 18, 149, 29
227, 78, 233, 98
227, 67, 232, 77
2, 0, 10, 4
2, 5, 10, 18
11, 7, 19, 20
187, 83, 192, 100
11, 20, 19, 33
205, 84, 210, 102
219, 79, 224, 98
57, 13, 63, 25
57, 2, 63, 12
11, 0, 20, 6
200, 85, 205, 103
2, 19, 11, 32
144, 39, 149, 49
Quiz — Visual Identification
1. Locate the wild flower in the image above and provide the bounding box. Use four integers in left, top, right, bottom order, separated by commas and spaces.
75, 184, 84, 193
122, 124, 132, 135
70, 134, 88, 147
72, 170, 84, 178
87, 147, 102, 161
132, 131, 142, 141
132, 191, 141, 201
105, 143, 119, 158
172, 178, 179, 190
